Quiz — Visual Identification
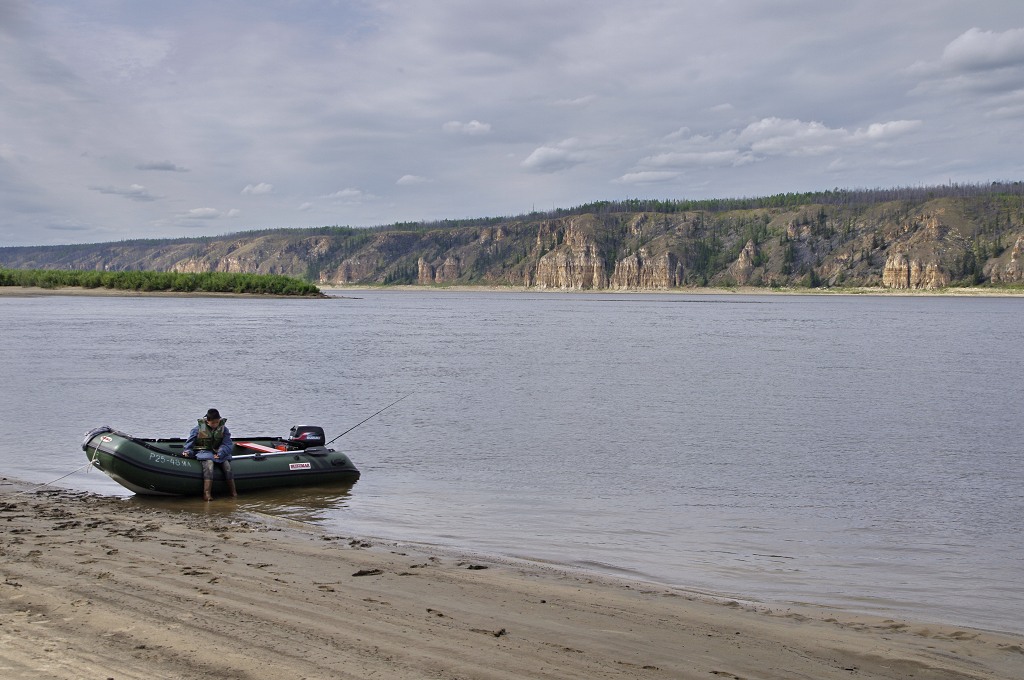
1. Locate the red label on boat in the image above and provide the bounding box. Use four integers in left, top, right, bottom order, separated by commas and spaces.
101, 436, 112, 443
289, 462, 312, 470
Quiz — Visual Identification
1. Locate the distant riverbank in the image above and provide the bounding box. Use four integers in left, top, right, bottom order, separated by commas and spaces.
5, 283, 1022, 298
324, 283, 1024, 297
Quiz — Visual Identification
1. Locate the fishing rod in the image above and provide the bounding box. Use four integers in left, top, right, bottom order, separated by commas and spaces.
325, 392, 413, 446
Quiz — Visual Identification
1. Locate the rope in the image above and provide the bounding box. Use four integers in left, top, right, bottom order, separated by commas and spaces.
13, 461, 97, 496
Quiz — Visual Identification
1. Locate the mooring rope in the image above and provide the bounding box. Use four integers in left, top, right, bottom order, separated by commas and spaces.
12, 461, 97, 496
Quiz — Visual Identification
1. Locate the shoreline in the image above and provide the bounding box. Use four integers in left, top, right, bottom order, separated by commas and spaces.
326, 284, 1024, 297
2, 477, 1020, 679
3, 283, 1024, 298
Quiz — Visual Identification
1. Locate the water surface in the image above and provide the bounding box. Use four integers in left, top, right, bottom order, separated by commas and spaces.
2, 290, 1021, 634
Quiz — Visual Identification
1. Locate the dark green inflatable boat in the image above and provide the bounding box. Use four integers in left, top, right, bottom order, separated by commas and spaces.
82, 425, 360, 496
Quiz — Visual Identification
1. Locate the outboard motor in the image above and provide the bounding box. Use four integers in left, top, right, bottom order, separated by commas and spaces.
288, 425, 326, 449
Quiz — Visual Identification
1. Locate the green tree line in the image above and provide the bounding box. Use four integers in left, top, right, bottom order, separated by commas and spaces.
0, 268, 322, 296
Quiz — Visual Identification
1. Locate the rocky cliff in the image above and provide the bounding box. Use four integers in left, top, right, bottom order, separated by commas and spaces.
4, 186, 1024, 290
985, 235, 1024, 284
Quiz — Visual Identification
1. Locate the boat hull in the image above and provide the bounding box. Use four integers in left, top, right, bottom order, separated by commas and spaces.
82, 427, 360, 496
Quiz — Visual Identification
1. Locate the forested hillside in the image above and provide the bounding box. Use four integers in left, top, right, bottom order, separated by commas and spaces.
3, 184, 1023, 290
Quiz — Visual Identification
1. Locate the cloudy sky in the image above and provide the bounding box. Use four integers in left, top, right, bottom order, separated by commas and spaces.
2, 1, 1023, 247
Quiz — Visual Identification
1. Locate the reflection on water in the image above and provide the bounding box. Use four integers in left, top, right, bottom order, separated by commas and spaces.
237, 483, 355, 523
127, 483, 356, 523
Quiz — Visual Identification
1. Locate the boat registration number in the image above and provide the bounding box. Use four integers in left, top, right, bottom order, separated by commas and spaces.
289, 462, 312, 471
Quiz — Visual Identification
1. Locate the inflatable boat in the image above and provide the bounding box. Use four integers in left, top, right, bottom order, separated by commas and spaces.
82, 425, 360, 496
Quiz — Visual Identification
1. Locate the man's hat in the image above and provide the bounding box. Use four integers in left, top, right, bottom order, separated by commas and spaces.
205, 408, 221, 420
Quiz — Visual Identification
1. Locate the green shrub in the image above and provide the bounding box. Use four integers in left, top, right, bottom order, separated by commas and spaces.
0, 268, 322, 296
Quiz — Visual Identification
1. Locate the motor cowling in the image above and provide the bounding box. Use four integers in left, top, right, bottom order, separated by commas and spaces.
288, 425, 325, 449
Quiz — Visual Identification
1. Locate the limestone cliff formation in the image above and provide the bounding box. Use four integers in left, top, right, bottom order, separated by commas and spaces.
610, 250, 682, 289
417, 255, 462, 285
881, 252, 950, 289
532, 217, 609, 289
985, 235, 1024, 284
725, 240, 759, 286
3, 184, 1024, 290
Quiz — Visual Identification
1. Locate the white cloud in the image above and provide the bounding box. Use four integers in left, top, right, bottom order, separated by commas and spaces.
442, 120, 492, 135
738, 118, 847, 156
241, 182, 274, 195
938, 27, 1024, 73
853, 120, 922, 140
616, 171, 681, 185
651, 117, 922, 167
322, 187, 375, 203
397, 174, 429, 185
664, 127, 693, 141
183, 208, 222, 219
88, 183, 159, 202
324, 188, 363, 199
910, 27, 1024, 96
521, 139, 589, 173
624, 116, 924, 185
643, 149, 755, 168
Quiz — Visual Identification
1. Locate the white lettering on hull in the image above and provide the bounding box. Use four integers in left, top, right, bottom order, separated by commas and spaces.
148, 452, 191, 467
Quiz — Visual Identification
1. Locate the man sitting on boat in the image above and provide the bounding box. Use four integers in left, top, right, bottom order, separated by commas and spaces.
183, 408, 237, 501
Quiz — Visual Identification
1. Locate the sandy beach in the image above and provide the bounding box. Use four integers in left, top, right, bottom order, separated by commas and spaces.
1, 478, 1020, 680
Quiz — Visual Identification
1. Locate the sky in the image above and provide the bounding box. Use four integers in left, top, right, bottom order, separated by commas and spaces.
2, 1, 1023, 247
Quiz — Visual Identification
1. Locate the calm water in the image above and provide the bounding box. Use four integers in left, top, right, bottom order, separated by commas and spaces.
1, 290, 1022, 634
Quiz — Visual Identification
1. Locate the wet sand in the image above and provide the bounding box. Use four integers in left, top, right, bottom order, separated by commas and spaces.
2, 478, 1021, 679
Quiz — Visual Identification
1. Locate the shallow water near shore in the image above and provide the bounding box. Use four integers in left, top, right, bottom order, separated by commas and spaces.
2, 289, 1022, 634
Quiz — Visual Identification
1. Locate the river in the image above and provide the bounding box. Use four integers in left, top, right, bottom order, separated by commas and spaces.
2, 289, 1021, 634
